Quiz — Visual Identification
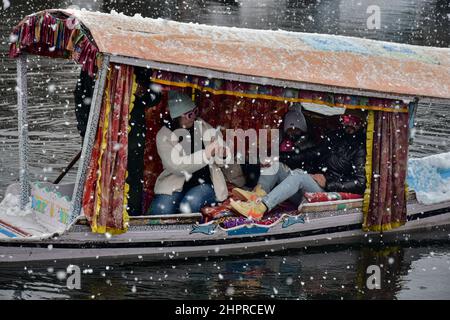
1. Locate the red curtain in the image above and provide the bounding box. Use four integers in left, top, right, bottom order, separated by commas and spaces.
82, 64, 135, 234
363, 111, 409, 231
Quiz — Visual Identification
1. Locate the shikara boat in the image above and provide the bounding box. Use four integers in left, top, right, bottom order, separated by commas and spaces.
1, 9, 449, 264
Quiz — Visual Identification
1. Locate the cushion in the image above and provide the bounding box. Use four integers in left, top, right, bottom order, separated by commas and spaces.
304, 192, 363, 203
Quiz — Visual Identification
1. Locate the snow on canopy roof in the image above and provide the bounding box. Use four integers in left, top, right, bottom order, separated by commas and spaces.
13, 9, 450, 101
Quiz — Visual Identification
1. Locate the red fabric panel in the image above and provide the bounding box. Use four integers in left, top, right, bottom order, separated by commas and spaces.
82, 64, 134, 232
365, 111, 409, 231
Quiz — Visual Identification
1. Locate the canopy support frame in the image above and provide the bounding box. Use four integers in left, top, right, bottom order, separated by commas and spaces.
17, 54, 30, 210
69, 55, 110, 224
109, 55, 448, 105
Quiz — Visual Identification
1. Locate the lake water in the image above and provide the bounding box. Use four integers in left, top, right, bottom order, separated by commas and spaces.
0, 0, 449, 300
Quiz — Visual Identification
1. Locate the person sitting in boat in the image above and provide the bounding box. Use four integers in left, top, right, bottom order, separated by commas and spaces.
148, 91, 230, 215
230, 105, 316, 210
230, 112, 366, 220
278, 104, 317, 171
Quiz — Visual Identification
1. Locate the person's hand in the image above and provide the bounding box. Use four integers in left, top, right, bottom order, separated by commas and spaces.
218, 145, 230, 159
311, 174, 326, 188
205, 138, 219, 160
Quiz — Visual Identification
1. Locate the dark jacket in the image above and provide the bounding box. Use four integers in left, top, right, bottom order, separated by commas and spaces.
280, 129, 366, 194
279, 130, 317, 172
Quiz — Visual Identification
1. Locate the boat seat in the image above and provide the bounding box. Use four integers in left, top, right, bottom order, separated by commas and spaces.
299, 189, 417, 213
298, 198, 363, 213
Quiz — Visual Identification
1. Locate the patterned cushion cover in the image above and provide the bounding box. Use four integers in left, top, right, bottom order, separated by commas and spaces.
304, 192, 363, 203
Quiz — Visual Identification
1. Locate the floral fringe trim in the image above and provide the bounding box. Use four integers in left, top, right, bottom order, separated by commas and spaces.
9, 11, 100, 76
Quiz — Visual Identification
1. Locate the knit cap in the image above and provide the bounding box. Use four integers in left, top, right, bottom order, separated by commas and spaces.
283, 103, 308, 133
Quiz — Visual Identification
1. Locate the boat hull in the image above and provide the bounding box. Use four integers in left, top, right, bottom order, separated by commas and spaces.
1, 201, 449, 265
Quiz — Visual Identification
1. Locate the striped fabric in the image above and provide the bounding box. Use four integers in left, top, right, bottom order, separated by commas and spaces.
0, 219, 31, 238
82, 63, 136, 234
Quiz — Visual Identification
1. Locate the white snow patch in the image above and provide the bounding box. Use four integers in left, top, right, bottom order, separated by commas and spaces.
0, 191, 67, 238
2, 0, 10, 10
9, 33, 18, 43
0, 193, 32, 217
407, 152, 450, 205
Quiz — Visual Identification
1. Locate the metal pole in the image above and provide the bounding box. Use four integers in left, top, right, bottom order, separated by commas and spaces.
17, 55, 30, 209
53, 150, 82, 184
69, 55, 110, 223
408, 97, 419, 144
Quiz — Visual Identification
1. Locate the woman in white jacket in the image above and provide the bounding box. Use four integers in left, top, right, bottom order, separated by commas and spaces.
148, 91, 229, 215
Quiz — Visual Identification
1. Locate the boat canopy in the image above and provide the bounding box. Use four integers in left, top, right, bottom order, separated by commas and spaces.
6, 9, 446, 235
9, 9, 450, 102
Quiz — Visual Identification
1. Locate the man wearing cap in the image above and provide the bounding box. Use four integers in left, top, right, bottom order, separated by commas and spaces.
148, 91, 229, 215
230, 112, 366, 220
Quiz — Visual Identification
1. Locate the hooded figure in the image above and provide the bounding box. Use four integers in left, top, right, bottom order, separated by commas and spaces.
280, 112, 367, 194
279, 104, 315, 171
230, 112, 367, 221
